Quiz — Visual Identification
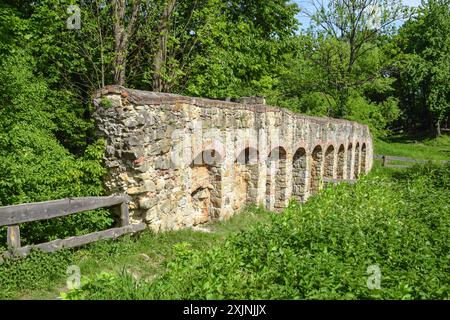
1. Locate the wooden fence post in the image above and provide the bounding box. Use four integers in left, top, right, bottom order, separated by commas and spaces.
0, 195, 139, 262
120, 201, 129, 227
382, 155, 386, 167
7, 225, 21, 250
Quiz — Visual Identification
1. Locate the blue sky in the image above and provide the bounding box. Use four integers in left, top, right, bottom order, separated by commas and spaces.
294, 0, 423, 30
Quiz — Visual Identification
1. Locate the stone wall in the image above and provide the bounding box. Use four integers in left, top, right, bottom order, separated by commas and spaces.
93, 85, 374, 232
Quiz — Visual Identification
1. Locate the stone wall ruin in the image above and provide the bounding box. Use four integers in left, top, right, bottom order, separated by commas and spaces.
93, 86, 374, 232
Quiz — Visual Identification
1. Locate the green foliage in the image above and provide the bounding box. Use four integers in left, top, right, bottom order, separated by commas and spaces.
0, 249, 73, 299
346, 93, 401, 137
62, 164, 450, 300
162, 0, 300, 99
0, 208, 272, 299
100, 97, 113, 109
375, 134, 450, 161
264, 34, 402, 137
393, 0, 450, 133
0, 52, 113, 245
60, 271, 148, 300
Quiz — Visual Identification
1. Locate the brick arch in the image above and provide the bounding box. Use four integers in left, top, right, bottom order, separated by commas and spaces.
266, 146, 287, 210
292, 142, 307, 153
190, 149, 223, 224
347, 143, 353, 179
265, 143, 290, 161
324, 145, 335, 179
310, 145, 324, 196
354, 142, 360, 179
234, 147, 260, 209
337, 144, 345, 179
292, 147, 307, 202
361, 143, 367, 175
201, 138, 225, 162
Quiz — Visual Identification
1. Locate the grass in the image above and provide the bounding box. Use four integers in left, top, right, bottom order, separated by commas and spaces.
0, 208, 272, 300
60, 162, 449, 300
1, 134, 449, 300
374, 134, 450, 161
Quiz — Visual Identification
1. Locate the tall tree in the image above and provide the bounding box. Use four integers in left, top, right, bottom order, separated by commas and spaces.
152, 0, 176, 92
394, 0, 450, 136
303, 0, 411, 116
112, 0, 141, 85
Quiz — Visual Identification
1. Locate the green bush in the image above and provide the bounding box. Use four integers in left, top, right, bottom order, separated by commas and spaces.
0, 249, 73, 299
0, 52, 114, 246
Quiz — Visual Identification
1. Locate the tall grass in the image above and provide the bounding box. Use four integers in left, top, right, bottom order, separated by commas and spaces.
63, 163, 450, 300
375, 134, 450, 161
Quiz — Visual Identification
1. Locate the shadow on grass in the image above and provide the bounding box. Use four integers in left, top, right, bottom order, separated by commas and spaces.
381, 132, 435, 144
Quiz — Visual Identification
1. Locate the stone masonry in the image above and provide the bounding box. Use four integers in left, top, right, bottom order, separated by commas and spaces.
93, 85, 373, 232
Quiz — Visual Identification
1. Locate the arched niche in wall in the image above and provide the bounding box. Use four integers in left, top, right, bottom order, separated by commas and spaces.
361, 143, 367, 175
337, 144, 345, 179
347, 143, 353, 179
234, 147, 259, 210
266, 146, 287, 210
310, 145, 323, 196
354, 143, 360, 179
190, 149, 223, 224
292, 147, 307, 202
324, 145, 335, 179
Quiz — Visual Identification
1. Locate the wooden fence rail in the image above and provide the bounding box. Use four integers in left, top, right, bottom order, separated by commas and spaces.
323, 153, 448, 186
0, 195, 145, 263
374, 154, 448, 168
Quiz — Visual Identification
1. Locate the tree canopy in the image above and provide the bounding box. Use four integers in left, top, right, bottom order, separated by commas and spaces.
0, 0, 448, 206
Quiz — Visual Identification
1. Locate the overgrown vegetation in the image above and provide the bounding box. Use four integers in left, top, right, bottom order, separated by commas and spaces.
0, 52, 114, 246
0, 0, 448, 244
0, 0, 449, 300
0, 139, 448, 300
58, 163, 449, 300
375, 134, 450, 161
0, 209, 272, 299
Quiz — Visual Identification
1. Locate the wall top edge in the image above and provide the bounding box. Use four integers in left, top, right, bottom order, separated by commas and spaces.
93, 85, 370, 130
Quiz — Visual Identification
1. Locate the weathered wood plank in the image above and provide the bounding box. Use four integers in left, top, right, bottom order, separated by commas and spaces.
385, 155, 425, 163
120, 202, 129, 227
376, 154, 447, 165
0, 195, 131, 227
7, 225, 21, 249
385, 164, 411, 169
1, 223, 146, 261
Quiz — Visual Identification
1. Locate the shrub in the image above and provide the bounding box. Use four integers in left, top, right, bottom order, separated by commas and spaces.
0, 52, 113, 246
63, 164, 450, 299
0, 249, 73, 299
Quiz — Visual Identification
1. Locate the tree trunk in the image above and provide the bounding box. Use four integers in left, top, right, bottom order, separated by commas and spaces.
96, 0, 105, 88
112, 0, 141, 86
152, 0, 176, 92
